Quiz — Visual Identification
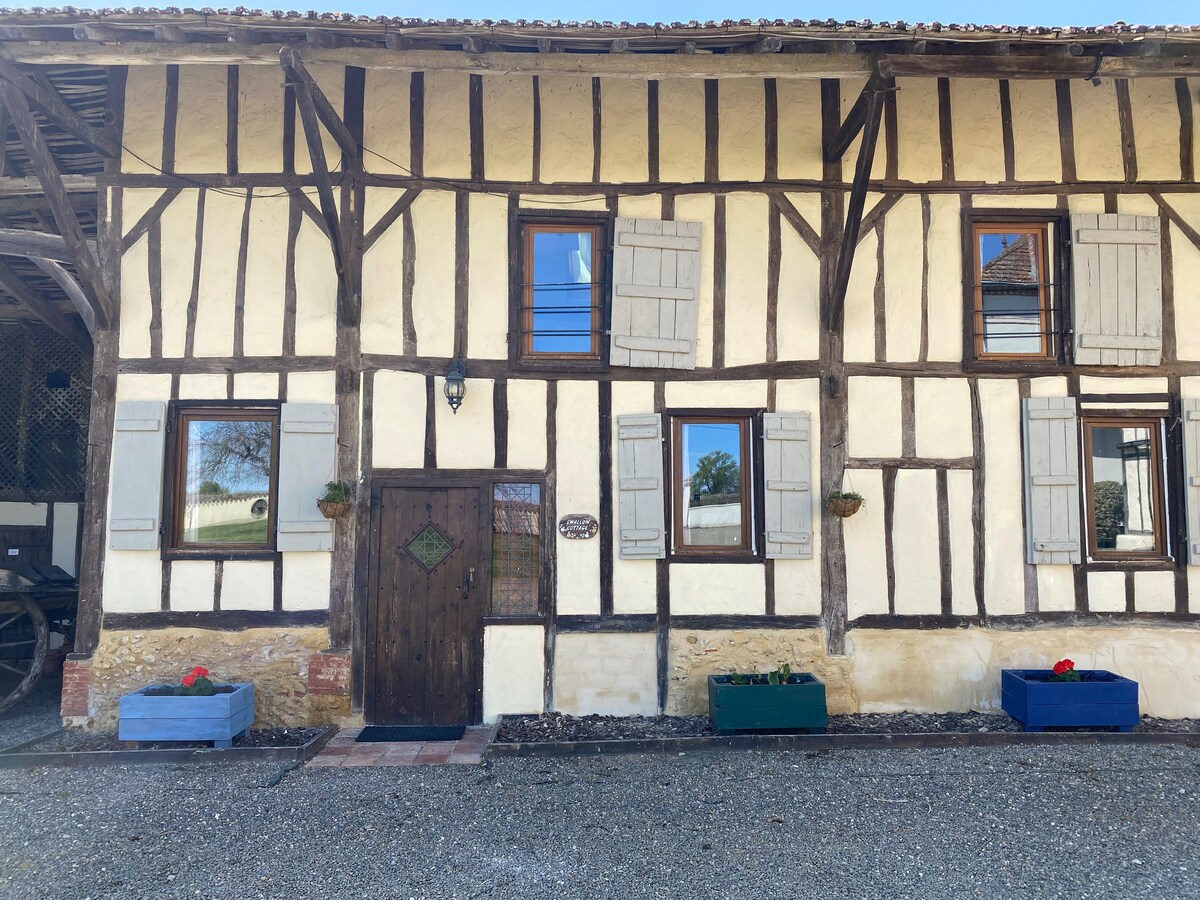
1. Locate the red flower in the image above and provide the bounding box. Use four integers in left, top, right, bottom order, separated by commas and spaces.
181, 674, 196, 687
192, 666, 209, 678
1052, 659, 1075, 676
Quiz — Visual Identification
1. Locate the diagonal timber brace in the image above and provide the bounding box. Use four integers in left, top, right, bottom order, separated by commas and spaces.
824, 69, 892, 165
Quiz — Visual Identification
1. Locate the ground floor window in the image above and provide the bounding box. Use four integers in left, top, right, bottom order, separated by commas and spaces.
1082, 415, 1167, 559
490, 482, 542, 616
671, 416, 753, 556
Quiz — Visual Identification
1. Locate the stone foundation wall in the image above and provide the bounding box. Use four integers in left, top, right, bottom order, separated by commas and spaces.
86, 626, 350, 729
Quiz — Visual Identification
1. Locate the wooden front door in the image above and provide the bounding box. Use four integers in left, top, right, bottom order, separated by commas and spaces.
370, 485, 486, 725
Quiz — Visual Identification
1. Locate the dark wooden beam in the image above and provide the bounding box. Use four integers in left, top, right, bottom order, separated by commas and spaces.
884, 53, 1200, 80
31, 257, 96, 336
0, 256, 90, 351
279, 47, 359, 160
0, 82, 111, 328
0, 55, 120, 158
827, 89, 884, 330
824, 70, 887, 164
0, 226, 80, 263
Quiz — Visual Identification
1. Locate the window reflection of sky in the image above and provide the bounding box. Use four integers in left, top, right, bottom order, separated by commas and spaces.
186, 419, 272, 495
531, 230, 594, 354
681, 422, 742, 474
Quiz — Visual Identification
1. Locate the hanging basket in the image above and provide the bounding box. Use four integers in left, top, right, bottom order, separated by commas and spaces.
317, 500, 352, 520
825, 497, 863, 518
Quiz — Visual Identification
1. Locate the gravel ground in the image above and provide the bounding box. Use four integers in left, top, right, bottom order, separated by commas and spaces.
0, 673, 62, 751
2, 744, 1199, 898
11, 726, 323, 753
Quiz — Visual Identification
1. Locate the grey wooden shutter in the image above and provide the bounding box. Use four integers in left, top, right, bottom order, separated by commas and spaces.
1071, 213, 1163, 366
1183, 399, 1200, 565
762, 412, 813, 560
616, 413, 666, 559
609, 217, 702, 371
1021, 397, 1082, 565
109, 400, 167, 550
277, 403, 338, 552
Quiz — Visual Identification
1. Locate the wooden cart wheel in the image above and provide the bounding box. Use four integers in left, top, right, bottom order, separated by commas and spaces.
0, 596, 49, 717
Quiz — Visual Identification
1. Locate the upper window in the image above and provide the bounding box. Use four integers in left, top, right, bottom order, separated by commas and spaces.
972, 222, 1055, 361
671, 416, 753, 556
520, 222, 604, 360
1082, 416, 1167, 559
170, 407, 278, 552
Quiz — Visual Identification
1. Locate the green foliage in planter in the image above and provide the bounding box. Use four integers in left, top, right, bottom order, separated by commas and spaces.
826, 490, 865, 502
319, 481, 352, 504
729, 662, 798, 686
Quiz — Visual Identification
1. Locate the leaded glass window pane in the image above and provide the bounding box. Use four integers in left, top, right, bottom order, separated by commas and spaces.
491, 483, 541, 615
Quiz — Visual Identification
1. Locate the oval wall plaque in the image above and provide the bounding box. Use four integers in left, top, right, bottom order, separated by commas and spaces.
558, 514, 599, 540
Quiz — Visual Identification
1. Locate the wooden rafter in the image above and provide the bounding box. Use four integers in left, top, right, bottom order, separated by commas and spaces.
0, 226, 80, 263
31, 257, 96, 335
0, 81, 111, 330
0, 55, 120, 158
0, 256, 90, 351
824, 70, 889, 164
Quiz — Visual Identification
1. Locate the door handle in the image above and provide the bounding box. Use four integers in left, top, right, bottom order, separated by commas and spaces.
462, 566, 476, 596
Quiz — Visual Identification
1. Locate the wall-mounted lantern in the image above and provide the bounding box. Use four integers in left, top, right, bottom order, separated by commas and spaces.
444, 360, 467, 414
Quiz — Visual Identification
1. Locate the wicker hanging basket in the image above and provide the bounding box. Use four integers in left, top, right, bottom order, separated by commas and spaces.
825, 497, 863, 518
317, 500, 353, 520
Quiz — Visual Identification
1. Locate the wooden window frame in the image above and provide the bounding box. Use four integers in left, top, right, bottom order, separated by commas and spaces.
509, 210, 611, 370
162, 401, 281, 561
1082, 414, 1169, 561
668, 413, 759, 561
971, 221, 1054, 361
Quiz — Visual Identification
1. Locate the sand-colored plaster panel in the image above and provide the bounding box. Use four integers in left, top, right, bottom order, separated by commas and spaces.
1071, 80, 1125, 182
657, 78, 705, 184
946, 469, 976, 616
673, 194, 715, 368
843, 469, 888, 619
1009, 79, 1063, 182
506, 379, 548, 471
836, 78, 885, 176
668, 629, 855, 716
174, 66, 227, 173
1191, 567, 1200, 614
599, 78, 648, 183
914, 378, 973, 458
842, 223, 877, 364
883, 197, 924, 362
363, 69, 410, 175
241, 194, 287, 357
718, 79, 765, 182
925, 194, 964, 363
483, 75, 533, 182
159, 190, 199, 358
423, 70, 471, 180
519, 194, 608, 210
218, 560, 275, 611
723, 193, 769, 367
467, 193, 510, 360
539, 76, 593, 183
895, 77, 941, 183
1170, 219, 1200, 361
1077, 376, 1170, 394
971, 194, 1060, 209
411, 190, 456, 358
1030, 376, 1069, 397
555, 381, 600, 615
361, 192, 407, 356
610, 380, 657, 615
848, 377, 901, 458
372, 370, 427, 469
282, 553, 331, 610
177, 373, 227, 400
848, 626, 1200, 717
1128, 78, 1181, 182
119, 230, 152, 359
101, 550, 161, 613
554, 633, 657, 716
1068, 194, 1108, 215
293, 216, 337, 356
51, 503, 78, 575
193, 189, 244, 358
170, 560, 216, 612
292, 65, 344, 176
664, 380, 767, 409
775, 79, 822, 181
483, 625, 545, 721
1116, 195, 1159, 217
286, 370, 335, 404
615, 194, 662, 220
978, 379, 1025, 616
0, 502, 47, 526
435, 377, 495, 469
1037, 565, 1076, 612
237, 65, 285, 173
669, 564, 765, 616
1134, 570, 1175, 613
776, 201, 820, 361
121, 66, 165, 174
1087, 570, 1126, 612
233, 372, 280, 400
949, 80, 1004, 184
892, 470, 942, 615
115, 373, 171, 401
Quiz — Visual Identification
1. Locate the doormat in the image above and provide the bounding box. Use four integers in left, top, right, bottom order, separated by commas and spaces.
355, 725, 466, 743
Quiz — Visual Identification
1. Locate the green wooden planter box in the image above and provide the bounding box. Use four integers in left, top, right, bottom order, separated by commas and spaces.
707, 673, 828, 735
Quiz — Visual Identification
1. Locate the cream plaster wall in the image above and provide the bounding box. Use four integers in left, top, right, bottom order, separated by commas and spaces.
554, 632, 657, 716
293, 215, 337, 356
723, 192, 769, 367
0, 502, 46, 526
372, 370, 426, 469
1172, 218, 1200, 362
519, 194, 608, 210
600, 78, 648, 183
1135, 570, 1175, 613
286, 370, 336, 404
364, 69, 410, 175
978, 378, 1025, 616
883, 197, 924, 362
483, 625, 545, 721
914, 378, 973, 458
1030, 376, 1070, 397
718, 79, 765, 182
237, 65, 285, 173
506, 379, 548, 470
435, 376, 495, 469
664, 379, 767, 408
669, 564, 765, 616
673, 194, 716, 369
610, 380, 657, 615
410, 190, 457, 357
843, 468, 888, 619
1071, 80, 1125, 182
159, 190, 199, 358
466, 192, 510, 360
170, 560, 216, 611
616, 193, 661, 219
1037, 565, 1075, 613
658, 78, 705, 184
175, 65, 227, 173
121, 66, 165, 174
177, 373, 226, 400
892, 469, 942, 615
1129, 81, 1181, 181
361, 191, 407, 355
972, 194, 1060, 209
292, 65, 344, 176
555, 381, 601, 615
925, 194, 964, 363
895, 77, 941, 183
220, 560, 275, 611
950, 79, 1004, 184
947, 469, 976, 616
242, 194, 287, 357
281, 553, 332, 611
1009, 79, 1062, 182
1077, 376, 1170, 394
837, 78, 885, 175
775, 79, 822, 181
483, 75, 533, 181
233, 372, 280, 400
424, 70, 471, 179
1088, 571, 1126, 612
101, 550, 161, 613
193, 189, 243, 357
776, 194, 821, 362
539, 76, 593, 183
115, 372, 171, 401
119, 233, 152, 359
847, 377, 901, 458
842, 213, 878, 364
773, 378, 822, 616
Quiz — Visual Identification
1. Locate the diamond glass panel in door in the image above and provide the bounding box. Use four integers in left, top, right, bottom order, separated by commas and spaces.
180, 417, 274, 546
524, 225, 600, 358
1087, 423, 1161, 554
679, 420, 746, 549
491, 483, 541, 616
975, 227, 1049, 358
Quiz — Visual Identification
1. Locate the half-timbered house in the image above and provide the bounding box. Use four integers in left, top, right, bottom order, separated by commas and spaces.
2, 12, 1199, 728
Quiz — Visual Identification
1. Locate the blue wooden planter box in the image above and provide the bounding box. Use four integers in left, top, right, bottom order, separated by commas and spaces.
1000, 669, 1138, 732
119, 683, 255, 748
708, 673, 827, 735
